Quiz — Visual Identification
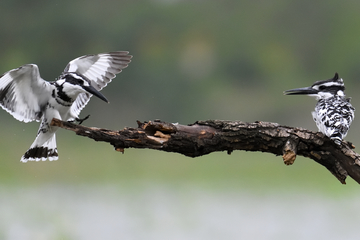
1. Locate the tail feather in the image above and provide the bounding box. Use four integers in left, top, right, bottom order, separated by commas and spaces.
330, 136, 342, 145
21, 134, 58, 163
329, 125, 348, 145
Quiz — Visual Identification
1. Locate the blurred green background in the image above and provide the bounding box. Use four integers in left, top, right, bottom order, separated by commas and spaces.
0, 0, 360, 239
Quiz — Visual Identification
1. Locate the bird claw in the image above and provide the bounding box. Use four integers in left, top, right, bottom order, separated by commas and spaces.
69, 114, 90, 125
77, 114, 90, 125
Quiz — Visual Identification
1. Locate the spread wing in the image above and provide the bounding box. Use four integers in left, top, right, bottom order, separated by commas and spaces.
62, 51, 132, 118
0, 64, 52, 122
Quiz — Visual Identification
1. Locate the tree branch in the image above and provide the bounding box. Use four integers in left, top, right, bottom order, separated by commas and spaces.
50, 118, 360, 185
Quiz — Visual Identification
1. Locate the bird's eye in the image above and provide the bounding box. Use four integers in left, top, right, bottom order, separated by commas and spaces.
319, 86, 326, 90
78, 79, 84, 85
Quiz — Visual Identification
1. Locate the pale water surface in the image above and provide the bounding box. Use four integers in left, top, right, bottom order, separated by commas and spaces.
0, 183, 358, 240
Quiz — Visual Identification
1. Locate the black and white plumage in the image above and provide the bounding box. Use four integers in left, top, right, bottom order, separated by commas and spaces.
284, 73, 355, 145
0, 51, 132, 162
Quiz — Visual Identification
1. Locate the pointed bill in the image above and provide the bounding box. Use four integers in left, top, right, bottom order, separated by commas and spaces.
284, 87, 318, 95
82, 84, 109, 103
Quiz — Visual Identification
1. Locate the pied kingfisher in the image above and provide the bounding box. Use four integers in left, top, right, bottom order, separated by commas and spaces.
0, 51, 132, 162
284, 73, 355, 145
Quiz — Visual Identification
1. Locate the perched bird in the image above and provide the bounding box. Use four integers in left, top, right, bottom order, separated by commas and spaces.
284, 73, 355, 145
0, 51, 132, 162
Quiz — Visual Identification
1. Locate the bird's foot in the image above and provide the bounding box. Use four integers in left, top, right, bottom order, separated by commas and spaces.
76, 115, 90, 125
69, 115, 90, 125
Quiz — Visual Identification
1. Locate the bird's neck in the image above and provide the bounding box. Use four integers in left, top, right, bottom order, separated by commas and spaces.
317, 95, 345, 103
52, 83, 75, 106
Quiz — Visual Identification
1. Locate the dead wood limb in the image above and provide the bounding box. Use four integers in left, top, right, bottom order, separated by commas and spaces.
50, 118, 360, 184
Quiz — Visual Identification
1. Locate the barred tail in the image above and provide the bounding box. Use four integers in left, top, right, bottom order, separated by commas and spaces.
330, 131, 343, 145
20, 133, 58, 162
330, 136, 342, 145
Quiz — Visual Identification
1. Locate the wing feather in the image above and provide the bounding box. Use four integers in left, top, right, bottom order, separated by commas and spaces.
62, 51, 132, 118
0, 64, 51, 122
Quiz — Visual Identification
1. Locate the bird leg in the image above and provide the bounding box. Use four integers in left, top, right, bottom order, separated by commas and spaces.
69, 114, 90, 125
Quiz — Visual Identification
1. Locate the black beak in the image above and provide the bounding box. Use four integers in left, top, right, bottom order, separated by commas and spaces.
82, 85, 109, 103
284, 87, 318, 95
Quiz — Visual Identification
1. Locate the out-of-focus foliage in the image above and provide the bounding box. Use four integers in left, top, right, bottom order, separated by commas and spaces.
1, 0, 360, 187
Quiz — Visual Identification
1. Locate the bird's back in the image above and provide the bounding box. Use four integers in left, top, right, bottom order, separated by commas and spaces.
313, 95, 355, 143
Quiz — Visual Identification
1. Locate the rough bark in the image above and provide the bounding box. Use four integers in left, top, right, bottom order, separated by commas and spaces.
51, 118, 360, 184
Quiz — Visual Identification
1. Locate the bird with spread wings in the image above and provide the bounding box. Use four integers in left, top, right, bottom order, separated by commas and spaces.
0, 51, 132, 162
